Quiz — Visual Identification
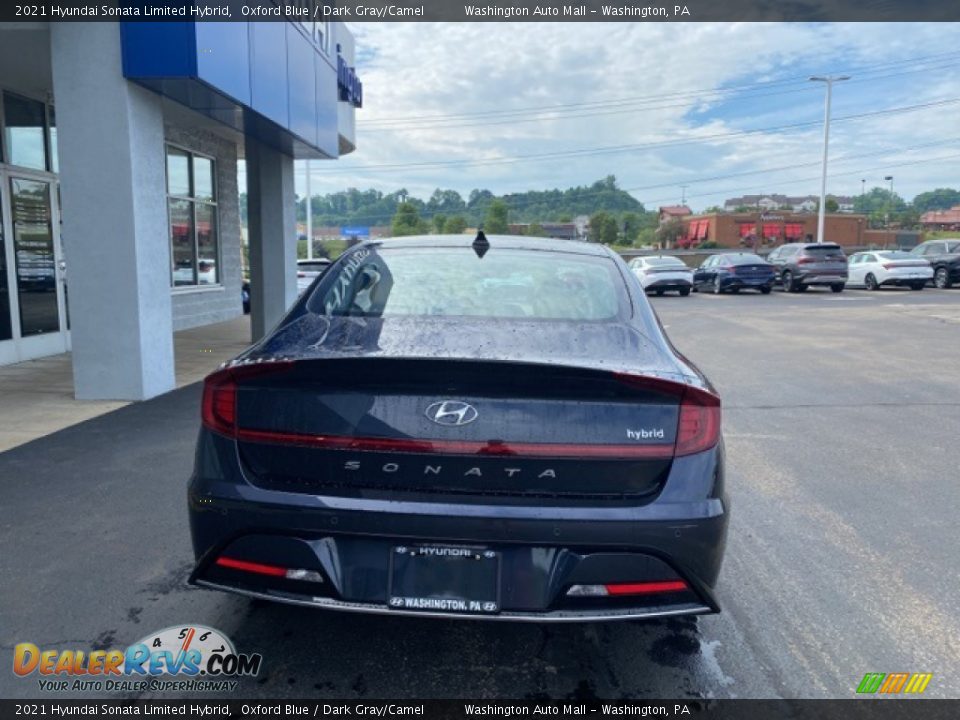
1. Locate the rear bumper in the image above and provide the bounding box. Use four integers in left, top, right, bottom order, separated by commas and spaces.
187, 433, 729, 622
719, 276, 773, 289
799, 272, 847, 285
644, 278, 692, 291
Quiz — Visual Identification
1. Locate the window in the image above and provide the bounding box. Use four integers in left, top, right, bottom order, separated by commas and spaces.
311, 248, 627, 321
165, 146, 219, 287
3, 92, 47, 171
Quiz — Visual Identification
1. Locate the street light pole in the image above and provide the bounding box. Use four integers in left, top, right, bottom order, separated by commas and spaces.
810, 75, 850, 243
884, 175, 894, 229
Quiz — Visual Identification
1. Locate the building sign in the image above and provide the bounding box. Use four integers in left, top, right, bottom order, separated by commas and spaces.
341, 226, 370, 238
337, 52, 363, 108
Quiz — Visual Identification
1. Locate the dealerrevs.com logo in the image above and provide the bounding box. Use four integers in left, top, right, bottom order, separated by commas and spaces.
13, 625, 262, 693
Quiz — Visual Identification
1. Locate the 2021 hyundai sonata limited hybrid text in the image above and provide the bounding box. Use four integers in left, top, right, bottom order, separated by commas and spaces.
188, 234, 728, 622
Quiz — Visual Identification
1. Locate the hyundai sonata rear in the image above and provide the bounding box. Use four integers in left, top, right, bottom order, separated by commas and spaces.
188, 235, 728, 621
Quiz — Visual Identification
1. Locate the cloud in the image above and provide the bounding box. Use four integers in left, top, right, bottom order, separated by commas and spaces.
307, 22, 960, 211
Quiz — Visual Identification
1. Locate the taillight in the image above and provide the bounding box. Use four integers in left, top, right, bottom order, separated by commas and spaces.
676, 386, 722, 456
201, 369, 237, 437
201, 362, 294, 438
297, 271, 306, 278
614, 374, 721, 457
796, 257, 815, 264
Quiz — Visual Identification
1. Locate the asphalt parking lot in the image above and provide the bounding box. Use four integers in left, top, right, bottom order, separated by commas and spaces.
2, 286, 959, 700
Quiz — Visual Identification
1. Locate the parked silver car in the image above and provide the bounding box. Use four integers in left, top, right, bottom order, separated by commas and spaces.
767, 242, 848, 293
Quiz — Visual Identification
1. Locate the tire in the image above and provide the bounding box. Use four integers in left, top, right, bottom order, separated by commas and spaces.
713, 277, 724, 295
934, 267, 952, 289
910, 282, 925, 291
679, 287, 691, 297
760, 285, 772, 295
865, 273, 879, 291
830, 284, 844, 293
782, 270, 797, 292
796, 283, 808, 292
655, 289, 665, 296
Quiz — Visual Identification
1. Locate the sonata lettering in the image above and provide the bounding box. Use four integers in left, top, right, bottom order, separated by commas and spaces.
343, 461, 556, 479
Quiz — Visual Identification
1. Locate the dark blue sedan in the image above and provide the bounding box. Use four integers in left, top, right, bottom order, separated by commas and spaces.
692, 253, 776, 294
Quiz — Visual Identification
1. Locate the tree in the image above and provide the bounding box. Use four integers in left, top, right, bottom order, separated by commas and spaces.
443, 215, 468, 234
390, 202, 428, 237
621, 212, 642, 243
912, 188, 960, 212
655, 218, 686, 249
432, 213, 448, 234
526, 223, 547, 237
589, 210, 618, 245
825, 198, 839, 213
484, 199, 509, 234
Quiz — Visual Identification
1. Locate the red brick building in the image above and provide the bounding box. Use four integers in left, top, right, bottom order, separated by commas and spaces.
919, 206, 960, 231
678, 212, 868, 249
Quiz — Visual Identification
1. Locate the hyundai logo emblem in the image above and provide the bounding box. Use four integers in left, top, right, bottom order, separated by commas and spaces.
425, 401, 479, 427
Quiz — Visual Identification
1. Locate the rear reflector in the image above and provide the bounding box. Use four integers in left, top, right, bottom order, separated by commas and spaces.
215, 556, 324, 583
567, 580, 689, 597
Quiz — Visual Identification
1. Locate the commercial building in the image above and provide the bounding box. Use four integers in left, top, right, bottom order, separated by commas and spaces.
0, 19, 360, 399
677, 212, 868, 249
919, 205, 960, 231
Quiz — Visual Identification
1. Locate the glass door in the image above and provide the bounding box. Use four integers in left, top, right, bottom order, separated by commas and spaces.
0, 171, 68, 363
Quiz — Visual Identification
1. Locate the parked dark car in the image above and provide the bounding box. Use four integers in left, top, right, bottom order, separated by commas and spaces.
692, 252, 775, 294
909, 239, 960, 289
189, 235, 728, 622
767, 242, 848, 292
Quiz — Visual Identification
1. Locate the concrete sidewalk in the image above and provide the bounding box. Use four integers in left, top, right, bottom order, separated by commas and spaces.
0, 316, 252, 453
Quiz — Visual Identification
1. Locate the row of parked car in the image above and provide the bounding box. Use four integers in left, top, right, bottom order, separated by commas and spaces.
628, 238, 960, 296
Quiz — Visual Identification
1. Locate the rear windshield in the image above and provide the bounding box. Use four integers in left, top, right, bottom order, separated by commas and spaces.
299, 261, 330, 272
948, 241, 960, 253
877, 251, 915, 260
802, 245, 845, 258
726, 253, 765, 265
310, 247, 627, 321
645, 257, 686, 267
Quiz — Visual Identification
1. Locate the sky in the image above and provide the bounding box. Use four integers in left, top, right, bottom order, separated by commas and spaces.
294, 22, 960, 215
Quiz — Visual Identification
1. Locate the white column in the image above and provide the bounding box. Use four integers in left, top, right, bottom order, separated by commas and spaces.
51, 22, 175, 400
245, 138, 297, 341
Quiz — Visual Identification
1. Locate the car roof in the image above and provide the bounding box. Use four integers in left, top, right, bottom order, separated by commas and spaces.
298, 258, 330, 264
800, 243, 842, 250
356, 234, 613, 257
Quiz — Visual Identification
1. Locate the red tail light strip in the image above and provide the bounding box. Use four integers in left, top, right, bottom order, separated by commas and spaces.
234, 427, 676, 459
605, 580, 689, 596
215, 556, 287, 577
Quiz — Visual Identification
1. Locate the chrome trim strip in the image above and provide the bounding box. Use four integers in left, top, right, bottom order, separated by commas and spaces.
194, 580, 713, 623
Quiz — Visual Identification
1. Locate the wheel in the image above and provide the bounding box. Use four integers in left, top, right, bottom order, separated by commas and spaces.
796, 283, 808, 292
655, 289, 665, 296
782, 270, 797, 292
910, 282, 925, 291
760, 285, 772, 295
865, 273, 879, 291
679, 287, 691, 297
691, 284, 698, 292
713, 277, 724, 294
830, 284, 844, 293
934, 267, 952, 289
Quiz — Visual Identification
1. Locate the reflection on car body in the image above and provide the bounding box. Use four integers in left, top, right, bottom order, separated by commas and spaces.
189, 235, 728, 622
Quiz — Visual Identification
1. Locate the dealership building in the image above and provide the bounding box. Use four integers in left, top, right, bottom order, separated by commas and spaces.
0, 19, 359, 399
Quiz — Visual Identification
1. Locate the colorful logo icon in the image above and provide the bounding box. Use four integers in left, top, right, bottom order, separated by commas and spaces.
856, 672, 933, 694
13, 624, 261, 688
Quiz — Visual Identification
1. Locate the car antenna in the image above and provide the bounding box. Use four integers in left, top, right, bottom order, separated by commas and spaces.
473, 229, 490, 259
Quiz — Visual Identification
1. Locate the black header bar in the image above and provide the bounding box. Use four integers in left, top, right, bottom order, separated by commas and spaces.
2, 1, 959, 23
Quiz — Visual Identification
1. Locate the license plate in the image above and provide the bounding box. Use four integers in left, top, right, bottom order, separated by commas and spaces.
388, 545, 500, 614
